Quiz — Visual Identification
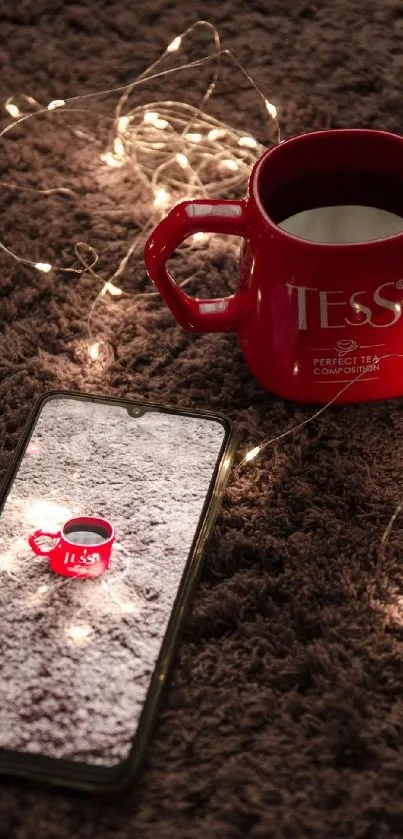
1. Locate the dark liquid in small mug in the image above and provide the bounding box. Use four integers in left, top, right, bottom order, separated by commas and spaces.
263, 171, 403, 243
64, 523, 109, 546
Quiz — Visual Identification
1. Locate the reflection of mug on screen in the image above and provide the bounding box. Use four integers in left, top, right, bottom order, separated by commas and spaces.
0, 396, 226, 768
28, 515, 115, 578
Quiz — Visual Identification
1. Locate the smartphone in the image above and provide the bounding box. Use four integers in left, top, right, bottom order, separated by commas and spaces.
0, 391, 234, 795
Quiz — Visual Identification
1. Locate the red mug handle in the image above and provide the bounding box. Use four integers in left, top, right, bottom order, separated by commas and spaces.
28, 529, 60, 557
144, 199, 248, 333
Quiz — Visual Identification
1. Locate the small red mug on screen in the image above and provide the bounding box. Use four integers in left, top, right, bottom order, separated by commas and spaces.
144, 129, 403, 404
28, 516, 114, 578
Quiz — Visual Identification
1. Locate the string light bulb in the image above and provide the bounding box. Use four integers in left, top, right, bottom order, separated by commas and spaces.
166, 35, 182, 53
143, 111, 159, 124
4, 94, 39, 120
35, 262, 52, 273
208, 127, 226, 141
243, 446, 262, 464
89, 342, 100, 360
143, 111, 168, 129
221, 159, 239, 171
100, 151, 125, 168
113, 137, 125, 156
117, 115, 130, 132
186, 132, 202, 143
153, 186, 171, 209
238, 136, 258, 149
5, 102, 20, 118
265, 99, 277, 120
102, 281, 123, 296
47, 99, 65, 110
175, 152, 189, 168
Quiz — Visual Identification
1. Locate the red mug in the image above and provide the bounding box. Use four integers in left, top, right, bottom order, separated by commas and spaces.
28, 515, 114, 578
144, 128, 403, 404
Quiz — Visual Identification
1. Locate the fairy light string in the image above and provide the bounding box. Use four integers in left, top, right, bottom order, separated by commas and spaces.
238, 353, 403, 468
237, 353, 403, 590
1, 21, 279, 367
1, 21, 278, 288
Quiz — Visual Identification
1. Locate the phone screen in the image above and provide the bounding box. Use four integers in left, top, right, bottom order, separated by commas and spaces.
0, 395, 226, 770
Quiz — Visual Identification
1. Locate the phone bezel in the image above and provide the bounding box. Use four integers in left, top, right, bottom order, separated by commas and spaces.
0, 390, 235, 796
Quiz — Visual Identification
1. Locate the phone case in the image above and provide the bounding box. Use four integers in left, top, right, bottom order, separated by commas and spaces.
0, 391, 235, 795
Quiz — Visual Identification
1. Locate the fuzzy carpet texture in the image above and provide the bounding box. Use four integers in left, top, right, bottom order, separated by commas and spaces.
2, 1, 403, 837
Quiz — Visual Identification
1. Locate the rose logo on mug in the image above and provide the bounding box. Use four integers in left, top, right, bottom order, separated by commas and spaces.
144, 128, 403, 404
28, 516, 114, 578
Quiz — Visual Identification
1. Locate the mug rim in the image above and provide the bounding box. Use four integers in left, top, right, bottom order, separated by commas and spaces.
62, 515, 114, 545
251, 128, 403, 249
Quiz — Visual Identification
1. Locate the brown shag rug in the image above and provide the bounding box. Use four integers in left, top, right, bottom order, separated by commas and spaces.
2, 1, 403, 836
